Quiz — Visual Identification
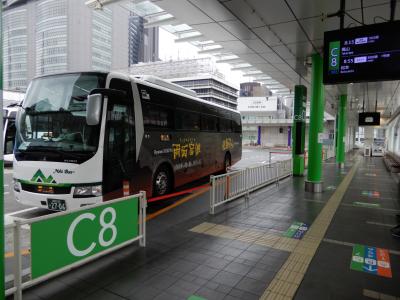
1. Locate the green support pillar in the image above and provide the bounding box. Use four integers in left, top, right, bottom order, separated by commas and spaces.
305, 54, 325, 193
334, 114, 338, 155
292, 85, 307, 176
336, 95, 347, 168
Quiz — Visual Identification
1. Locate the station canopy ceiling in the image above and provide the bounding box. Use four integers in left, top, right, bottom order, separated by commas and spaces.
90, 0, 400, 118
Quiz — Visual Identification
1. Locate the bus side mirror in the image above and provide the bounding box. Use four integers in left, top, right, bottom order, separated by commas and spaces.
86, 94, 102, 125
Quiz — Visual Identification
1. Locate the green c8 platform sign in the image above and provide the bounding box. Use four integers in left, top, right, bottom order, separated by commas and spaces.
31, 197, 139, 279
328, 40, 340, 73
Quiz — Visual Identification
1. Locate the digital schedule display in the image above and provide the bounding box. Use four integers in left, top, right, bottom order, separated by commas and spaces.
323, 21, 400, 84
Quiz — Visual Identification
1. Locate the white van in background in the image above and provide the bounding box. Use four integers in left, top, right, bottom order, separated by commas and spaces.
4, 104, 20, 165
3, 91, 24, 166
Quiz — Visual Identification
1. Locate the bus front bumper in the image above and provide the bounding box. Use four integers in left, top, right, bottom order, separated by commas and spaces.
14, 190, 102, 211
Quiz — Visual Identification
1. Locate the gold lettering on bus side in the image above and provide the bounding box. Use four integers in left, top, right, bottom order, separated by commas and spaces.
188, 143, 195, 156
172, 144, 181, 160
222, 138, 234, 151
195, 143, 201, 156
181, 145, 188, 158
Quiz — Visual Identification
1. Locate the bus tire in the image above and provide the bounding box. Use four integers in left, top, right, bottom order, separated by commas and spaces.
153, 164, 172, 196
224, 152, 231, 172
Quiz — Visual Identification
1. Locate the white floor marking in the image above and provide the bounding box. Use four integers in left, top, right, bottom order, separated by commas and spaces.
342, 202, 400, 213
363, 289, 400, 300
323, 238, 400, 256
366, 221, 397, 228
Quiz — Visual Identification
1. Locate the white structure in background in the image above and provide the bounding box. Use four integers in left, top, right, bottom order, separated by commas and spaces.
238, 96, 292, 147
239, 96, 336, 158
3, 90, 24, 106
129, 58, 238, 109
387, 114, 400, 157
361, 127, 385, 157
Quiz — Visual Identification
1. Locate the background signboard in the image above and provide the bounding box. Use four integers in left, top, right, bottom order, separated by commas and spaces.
237, 96, 278, 112
31, 196, 139, 279
324, 20, 400, 84
359, 112, 380, 126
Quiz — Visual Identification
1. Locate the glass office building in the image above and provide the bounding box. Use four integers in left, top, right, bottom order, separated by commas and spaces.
3, 7, 28, 89
129, 15, 159, 65
2, 0, 131, 91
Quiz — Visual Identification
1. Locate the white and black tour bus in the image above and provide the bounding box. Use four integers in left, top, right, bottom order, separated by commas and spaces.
13, 72, 242, 211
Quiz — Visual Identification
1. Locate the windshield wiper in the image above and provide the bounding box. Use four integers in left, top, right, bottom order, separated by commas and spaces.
21, 145, 63, 152
24, 109, 72, 116
71, 95, 87, 101
73, 85, 89, 94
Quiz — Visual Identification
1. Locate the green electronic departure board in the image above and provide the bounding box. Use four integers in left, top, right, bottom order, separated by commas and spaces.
324, 21, 400, 84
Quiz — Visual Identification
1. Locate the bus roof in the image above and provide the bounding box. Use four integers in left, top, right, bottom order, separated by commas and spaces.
31, 71, 108, 81
29, 71, 240, 115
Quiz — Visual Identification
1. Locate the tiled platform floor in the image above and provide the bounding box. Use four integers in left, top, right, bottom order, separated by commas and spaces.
18, 154, 400, 300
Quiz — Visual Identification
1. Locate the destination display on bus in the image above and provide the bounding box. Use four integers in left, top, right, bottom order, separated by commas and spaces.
323, 20, 400, 84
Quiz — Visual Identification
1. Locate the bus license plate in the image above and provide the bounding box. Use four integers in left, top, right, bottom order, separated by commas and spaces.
47, 199, 66, 211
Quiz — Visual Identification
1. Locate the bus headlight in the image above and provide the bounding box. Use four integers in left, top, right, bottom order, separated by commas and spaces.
13, 179, 20, 192
73, 185, 102, 197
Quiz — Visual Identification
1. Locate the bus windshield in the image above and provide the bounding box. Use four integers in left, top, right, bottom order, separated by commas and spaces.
15, 73, 106, 162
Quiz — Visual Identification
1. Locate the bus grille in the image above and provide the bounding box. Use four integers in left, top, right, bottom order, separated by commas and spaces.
21, 183, 71, 194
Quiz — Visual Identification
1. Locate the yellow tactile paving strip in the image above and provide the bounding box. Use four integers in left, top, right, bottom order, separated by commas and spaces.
190, 222, 300, 253
190, 159, 360, 300
260, 159, 360, 300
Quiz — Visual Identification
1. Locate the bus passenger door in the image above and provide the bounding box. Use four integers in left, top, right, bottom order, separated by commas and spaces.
103, 80, 135, 198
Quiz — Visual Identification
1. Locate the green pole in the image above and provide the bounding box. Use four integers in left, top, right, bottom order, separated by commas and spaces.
0, 0, 4, 298
305, 54, 325, 193
336, 95, 347, 168
292, 85, 307, 176
334, 114, 338, 155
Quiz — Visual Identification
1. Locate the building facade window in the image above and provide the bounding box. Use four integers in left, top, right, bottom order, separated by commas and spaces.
92, 7, 112, 71
3, 8, 28, 90
129, 15, 143, 65
36, 0, 68, 76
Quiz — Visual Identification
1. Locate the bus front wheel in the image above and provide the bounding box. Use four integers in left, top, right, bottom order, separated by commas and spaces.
153, 165, 172, 196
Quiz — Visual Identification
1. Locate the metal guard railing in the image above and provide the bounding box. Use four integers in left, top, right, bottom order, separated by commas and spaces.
5, 192, 147, 299
209, 159, 292, 214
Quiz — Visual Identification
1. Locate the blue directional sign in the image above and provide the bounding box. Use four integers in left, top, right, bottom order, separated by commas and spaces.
363, 247, 377, 274
350, 244, 392, 278
283, 222, 309, 240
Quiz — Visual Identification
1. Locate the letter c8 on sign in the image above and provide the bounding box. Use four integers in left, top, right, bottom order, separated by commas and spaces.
30, 197, 139, 279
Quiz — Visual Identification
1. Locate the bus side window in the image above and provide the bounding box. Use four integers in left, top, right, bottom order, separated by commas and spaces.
176, 110, 200, 131
201, 115, 218, 132
219, 118, 232, 132
232, 114, 242, 133
143, 103, 174, 129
